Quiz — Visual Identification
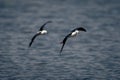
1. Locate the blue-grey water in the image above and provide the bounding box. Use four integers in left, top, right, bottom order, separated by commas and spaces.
0, 0, 120, 80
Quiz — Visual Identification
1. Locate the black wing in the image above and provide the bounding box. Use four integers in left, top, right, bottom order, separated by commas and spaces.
60, 34, 71, 54
29, 33, 40, 47
70, 27, 86, 32
39, 21, 52, 31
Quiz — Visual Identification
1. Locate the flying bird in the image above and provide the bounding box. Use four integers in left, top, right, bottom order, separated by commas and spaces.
29, 21, 52, 47
60, 27, 87, 54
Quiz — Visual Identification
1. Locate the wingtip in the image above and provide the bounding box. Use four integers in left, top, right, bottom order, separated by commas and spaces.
78, 27, 87, 32
28, 42, 32, 48
84, 29, 87, 32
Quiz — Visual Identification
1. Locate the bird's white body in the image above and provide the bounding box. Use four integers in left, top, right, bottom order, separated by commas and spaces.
71, 30, 79, 37
37, 30, 47, 35
41, 30, 47, 34
29, 21, 52, 47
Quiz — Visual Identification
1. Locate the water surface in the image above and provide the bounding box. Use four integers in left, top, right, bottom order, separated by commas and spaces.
0, 0, 120, 80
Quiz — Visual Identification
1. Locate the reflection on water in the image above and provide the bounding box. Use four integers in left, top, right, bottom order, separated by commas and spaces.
0, 0, 120, 80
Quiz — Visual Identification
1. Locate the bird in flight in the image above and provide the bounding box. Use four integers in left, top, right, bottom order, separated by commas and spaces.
29, 21, 52, 47
60, 27, 87, 54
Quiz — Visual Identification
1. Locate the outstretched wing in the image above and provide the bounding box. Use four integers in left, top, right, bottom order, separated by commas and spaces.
70, 27, 86, 32
39, 21, 52, 31
60, 34, 71, 54
29, 33, 40, 47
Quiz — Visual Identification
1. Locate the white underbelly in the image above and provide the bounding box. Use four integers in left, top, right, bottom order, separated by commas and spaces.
41, 30, 47, 34
71, 32, 77, 37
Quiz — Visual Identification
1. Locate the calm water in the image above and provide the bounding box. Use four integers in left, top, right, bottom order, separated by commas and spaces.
0, 0, 120, 80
